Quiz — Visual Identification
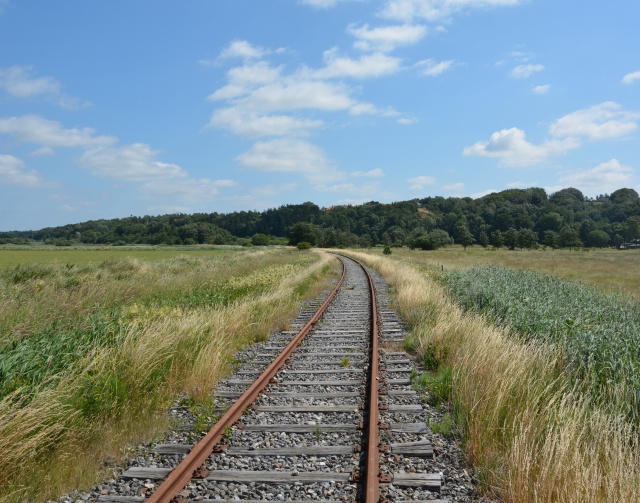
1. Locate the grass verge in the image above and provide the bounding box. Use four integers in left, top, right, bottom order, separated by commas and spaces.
342, 249, 640, 503
0, 248, 338, 502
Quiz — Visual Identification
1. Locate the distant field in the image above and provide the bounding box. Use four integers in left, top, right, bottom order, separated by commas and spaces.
0, 245, 242, 267
387, 246, 640, 298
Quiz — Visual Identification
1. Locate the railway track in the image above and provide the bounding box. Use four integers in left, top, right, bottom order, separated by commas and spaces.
96, 256, 447, 503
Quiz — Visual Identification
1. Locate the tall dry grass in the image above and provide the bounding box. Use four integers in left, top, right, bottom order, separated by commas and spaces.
0, 249, 336, 502
343, 250, 640, 502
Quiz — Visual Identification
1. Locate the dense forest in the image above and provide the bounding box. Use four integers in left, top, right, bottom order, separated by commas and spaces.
2, 187, 640, 250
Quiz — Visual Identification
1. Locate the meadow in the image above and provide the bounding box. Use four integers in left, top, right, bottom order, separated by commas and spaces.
390, 246, 640, 298
346, 247, 640, 502
0, 246, 337, 502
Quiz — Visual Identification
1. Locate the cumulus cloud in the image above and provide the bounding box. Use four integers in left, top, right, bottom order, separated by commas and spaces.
210, 108, 323, 138
0, 115, 117, 147
380, 0, 523, 22
0, 154, 48, 187
352, 168, 384, 177
348, 23, 427, 52
416, 58, 454, 76
80, 144, 189, 181
140, 177, 237, 200
236, 138, 345, 184
0, 65, 89, 109
315, 48, 403, 79
300, 0, 360, 7
622, 71, 640, 85
207, 48, 400, 138
408, 175, 436, 189
219, 40, 270, 60
553, 159, 634, 196
533, 84, 551, 94
510, 63, 544, 79
550, 102, 639, 140
443, 182, 464, 191
29, 146, 55, 156
463, 127, 579, 167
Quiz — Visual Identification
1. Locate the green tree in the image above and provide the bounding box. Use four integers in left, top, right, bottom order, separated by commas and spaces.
586, 230, 610, 248
455, 223, 475, 250
503, 228, 518, 250
516, 228, 538, 249
288, 222, 318, 246
478, 231, 489, 248
490, 230, 504, 249
560, 226, 583, 249
543, 230, 560, 249
251, 233, 270, 246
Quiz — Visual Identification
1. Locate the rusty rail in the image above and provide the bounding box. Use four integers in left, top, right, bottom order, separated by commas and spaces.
361, 262, 381, 503
145, 258, 347, 503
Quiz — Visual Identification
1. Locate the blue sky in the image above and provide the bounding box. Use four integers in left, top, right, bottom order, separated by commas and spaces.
1, 0, 639, 231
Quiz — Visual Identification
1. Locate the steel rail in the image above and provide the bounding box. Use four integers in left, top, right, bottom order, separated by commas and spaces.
360, 261, 381, 503
145, 257, 347, 503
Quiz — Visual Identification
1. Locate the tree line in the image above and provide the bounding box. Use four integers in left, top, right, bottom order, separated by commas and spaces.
2, 187, 640, 250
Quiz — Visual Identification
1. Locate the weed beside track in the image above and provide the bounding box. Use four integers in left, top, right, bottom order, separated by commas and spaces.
0, 248, 336, 502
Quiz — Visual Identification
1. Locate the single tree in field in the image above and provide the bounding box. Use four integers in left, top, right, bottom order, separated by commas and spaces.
490, 230, 504, 249
479, 231, 489, 248
586, 230, 610, 248
503, 227, 518, 250
288, 222, 318, 246
559, 226, 583, 250
543, 230, 560, 249
516, 228, 538, 249
455, 223, 475, 250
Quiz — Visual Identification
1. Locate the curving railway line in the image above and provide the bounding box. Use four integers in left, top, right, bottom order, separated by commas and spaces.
96, 255, 446, 503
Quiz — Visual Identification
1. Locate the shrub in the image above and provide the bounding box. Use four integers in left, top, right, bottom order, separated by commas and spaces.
297, 241, 312, 250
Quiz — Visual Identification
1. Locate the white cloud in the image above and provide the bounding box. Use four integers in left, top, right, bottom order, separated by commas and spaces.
29, 146, 55, 156
209, 108, 323, 137
80, 144, 188, 181
408, 175, 436, 189
553, 159, 634, 196
300, 0, 360, 7
236, 138, 345, 184
219, 40, 269, 60
622, 71, 640, 85
251, 182, 298, 197
140, 177, 237, 201
0, 66, 89, 109
208, 61, 282, 101
510, 63, 544, 79
398, 117, 417, 124
348, 23, 427, 52
471, 188, 498, 198
533, 84, 551, 94
315, 49, 403, 79
416, 58, 454, 76
380, 0, 523, 22
506, 180, 536, 188
0, 154, 47, 187
463, 127, 579, 167
443, 182, 464, 191
352, 168, 384, 177
315, 181, 381, 195
0, 115, 117, 147
550, 102, 640, 140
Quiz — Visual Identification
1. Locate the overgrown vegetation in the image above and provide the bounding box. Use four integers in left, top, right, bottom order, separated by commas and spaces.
443, 266, 640, 417
344, 250, 640, 502
0, 248, 336, 502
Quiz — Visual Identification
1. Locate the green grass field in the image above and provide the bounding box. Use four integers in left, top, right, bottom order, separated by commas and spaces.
386, 245, 640, 298
0, 244, 241, 267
